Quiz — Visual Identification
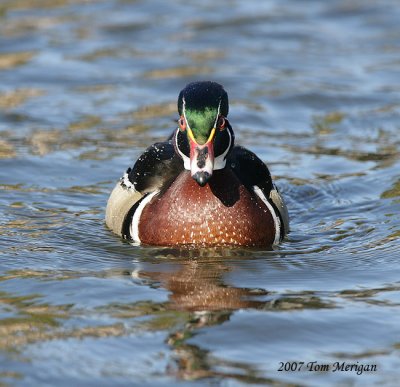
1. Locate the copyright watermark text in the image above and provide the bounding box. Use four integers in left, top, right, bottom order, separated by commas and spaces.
278, 361, 377, 375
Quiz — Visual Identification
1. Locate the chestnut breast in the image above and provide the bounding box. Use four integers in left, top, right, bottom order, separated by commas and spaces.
139, 169, 275, 246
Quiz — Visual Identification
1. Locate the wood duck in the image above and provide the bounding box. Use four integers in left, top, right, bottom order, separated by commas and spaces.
106, 81, 289, 247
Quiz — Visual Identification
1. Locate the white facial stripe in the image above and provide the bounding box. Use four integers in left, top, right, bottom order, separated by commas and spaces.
213, 99, 222, 128
130, 190, 159, 243
253, 186, 281, 245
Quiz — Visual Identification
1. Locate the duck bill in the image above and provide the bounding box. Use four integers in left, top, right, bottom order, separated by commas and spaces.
188, 127, 215, 187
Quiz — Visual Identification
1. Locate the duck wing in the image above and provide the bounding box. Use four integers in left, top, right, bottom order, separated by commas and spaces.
105, 140, 183, 237
227, 146, 289, 238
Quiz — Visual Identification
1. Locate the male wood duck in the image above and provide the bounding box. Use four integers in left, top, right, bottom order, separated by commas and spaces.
106, 81, 289, 247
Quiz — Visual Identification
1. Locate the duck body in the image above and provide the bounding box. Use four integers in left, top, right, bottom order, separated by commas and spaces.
106, 81, 289, 247
135, 169, 277, 246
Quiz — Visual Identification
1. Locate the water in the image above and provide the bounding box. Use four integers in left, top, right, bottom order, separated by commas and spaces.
1, 0, 400, 385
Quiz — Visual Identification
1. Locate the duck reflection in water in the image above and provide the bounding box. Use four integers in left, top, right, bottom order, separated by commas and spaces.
132, 248, 332, 381
136, 250, 267, 312
134, 250, 268, 381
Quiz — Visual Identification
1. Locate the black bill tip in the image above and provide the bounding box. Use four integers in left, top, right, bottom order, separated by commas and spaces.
192, 171, 211, 187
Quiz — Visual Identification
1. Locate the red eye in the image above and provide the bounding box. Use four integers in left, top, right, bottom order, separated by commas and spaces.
178, 116, 186, 131
217, 116, 226, 130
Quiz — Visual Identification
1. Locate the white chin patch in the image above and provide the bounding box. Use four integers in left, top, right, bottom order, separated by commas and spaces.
214, 129, 232, 170
182, 155, 191, 170
174, 129, 191, 170
213, 155, 227, 170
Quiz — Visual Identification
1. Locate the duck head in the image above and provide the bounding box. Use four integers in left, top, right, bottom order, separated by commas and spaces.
174, 81, 235, 186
